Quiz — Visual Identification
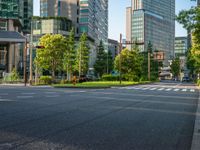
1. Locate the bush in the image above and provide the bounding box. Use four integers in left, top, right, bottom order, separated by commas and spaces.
197, 79, 200, 86
3, 68, 20, 83
39, 76, 52, 85
102, 74, 119, 81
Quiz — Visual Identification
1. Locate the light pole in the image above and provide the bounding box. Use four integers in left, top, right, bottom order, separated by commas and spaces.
29, 19, 33, 85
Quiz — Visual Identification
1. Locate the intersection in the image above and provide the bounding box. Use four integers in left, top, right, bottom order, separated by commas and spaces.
0, 82, 199, 150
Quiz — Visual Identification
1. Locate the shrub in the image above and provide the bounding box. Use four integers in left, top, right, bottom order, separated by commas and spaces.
197, 79, 200, 86
102, 74, 119, 81
39, 76, 52, 85
3, 68, 20, 83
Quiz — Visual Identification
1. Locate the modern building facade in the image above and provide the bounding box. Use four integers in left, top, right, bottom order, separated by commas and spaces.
40, 0, 109, 73
40, 0, 108, 45
0, 0, 33, 77
108, 39, 118, 59
127, 0, 175, 66
174, 37, 188, 57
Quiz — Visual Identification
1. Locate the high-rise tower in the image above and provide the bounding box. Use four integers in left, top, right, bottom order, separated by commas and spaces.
127, 0, 175, 65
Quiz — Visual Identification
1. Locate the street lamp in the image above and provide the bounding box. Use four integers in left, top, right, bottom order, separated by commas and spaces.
29, 19, 33, 85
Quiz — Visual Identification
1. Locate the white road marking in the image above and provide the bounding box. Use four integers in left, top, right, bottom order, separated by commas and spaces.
165, 88, 172, 91
44, 92, 57, 94
45, 95, 60, 98
174, 89, 180, 92
21, 93, 36, 95
17, 96, 34, 99
0, 99, 15, 102
182, 89, 187, 92
149, 88, 157, 91
158, 88, 164, 91
190, 89, 195, 92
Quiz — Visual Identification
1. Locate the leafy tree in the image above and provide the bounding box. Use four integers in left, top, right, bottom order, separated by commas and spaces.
94, 41, 107, 77
35, 34, 66, 79
114, 45, 143, 81
177, 7, 200, 76
106, 50, 114, 74
63, 28, 76, 81
75, 33, 90, 76
170, 57, 181, 78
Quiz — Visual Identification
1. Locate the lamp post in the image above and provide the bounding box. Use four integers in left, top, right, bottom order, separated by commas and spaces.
24, 39, 28, 86
29, 20, 33, 85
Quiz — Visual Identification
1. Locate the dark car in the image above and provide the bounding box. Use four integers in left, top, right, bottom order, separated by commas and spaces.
79, 75, 88, 83
182, 77, 190, 82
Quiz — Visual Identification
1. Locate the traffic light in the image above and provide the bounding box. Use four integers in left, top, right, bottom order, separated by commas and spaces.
35, 45, 45, 49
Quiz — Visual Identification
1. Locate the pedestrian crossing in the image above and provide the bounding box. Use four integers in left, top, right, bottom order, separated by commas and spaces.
113, 86, 197, 93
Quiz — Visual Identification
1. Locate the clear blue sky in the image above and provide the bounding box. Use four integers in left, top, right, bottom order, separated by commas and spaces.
33, 0, 197, 41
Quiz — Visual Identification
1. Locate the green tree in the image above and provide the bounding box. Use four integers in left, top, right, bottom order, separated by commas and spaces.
94, 41, 107, 77
63, 28, 76, 81
114, 45, 143, 81
35, 34, 66, 79
106, 50, 114, 74
177, 7, 200, 75
170, 57, 181, 78
75, 33, 90, 76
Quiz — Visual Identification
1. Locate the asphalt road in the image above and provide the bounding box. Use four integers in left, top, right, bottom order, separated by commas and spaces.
0, 82, 198, 150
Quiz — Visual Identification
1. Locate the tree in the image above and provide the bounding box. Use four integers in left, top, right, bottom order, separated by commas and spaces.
106, 50, 114, 74
170, 57, 181, 78
63, 28, 76, 81
94, 41, 107, 77
114, 45, 143, 81
177, 7, 200, 75
75, 33, 90, 76
35, 34, 66, 79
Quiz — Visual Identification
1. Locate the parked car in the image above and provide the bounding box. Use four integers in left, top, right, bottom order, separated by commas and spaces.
182, 77, 190, 82
79, 75, 89, 83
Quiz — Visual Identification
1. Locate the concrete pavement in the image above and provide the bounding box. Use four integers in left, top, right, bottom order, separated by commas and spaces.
0, 82, 199, 150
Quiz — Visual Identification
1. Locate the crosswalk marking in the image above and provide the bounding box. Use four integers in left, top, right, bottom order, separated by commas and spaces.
158, 88, 164, 91
114, 86, 197, 93
165, 88, 172, 91
174, 89, 179, 92
190, 89, 195, 92
182, 89, 187, 92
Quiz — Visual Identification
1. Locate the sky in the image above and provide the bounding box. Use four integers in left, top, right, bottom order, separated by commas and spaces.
33, 0, 197, 41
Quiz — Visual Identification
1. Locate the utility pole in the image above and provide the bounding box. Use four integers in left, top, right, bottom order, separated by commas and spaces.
24, 39, 27, 86
148, 46, 151, 81
119, 34, 122, 84
29, 20, 33, 85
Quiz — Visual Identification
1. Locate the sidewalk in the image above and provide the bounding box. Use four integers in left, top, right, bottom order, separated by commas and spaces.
191, 87, 200, 150
0, 83, 51, 88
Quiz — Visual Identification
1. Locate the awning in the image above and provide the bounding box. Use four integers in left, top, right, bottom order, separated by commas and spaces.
0, 31, 26, 43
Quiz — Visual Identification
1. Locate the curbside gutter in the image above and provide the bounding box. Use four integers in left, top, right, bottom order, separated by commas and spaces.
191, 87, 200, 150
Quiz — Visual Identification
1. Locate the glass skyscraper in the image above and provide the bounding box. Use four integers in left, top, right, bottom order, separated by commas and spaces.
127, 0, 175, 66
40, 0, 108, 45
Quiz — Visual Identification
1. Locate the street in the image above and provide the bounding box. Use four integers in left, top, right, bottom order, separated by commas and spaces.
0, 82, 198, 150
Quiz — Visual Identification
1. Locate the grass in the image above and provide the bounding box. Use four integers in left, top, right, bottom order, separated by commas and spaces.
53, 81, 151, 88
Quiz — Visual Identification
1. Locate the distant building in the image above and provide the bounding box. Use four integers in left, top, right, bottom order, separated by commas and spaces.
174, 37, 188, 57
0, 0, 33, 76
108, 39, 118, 59
40, 0, 108, 46
40, 0, 109, 73
175, 36, 189, 77
32, 17, 72, 45
126, 0, 175, 66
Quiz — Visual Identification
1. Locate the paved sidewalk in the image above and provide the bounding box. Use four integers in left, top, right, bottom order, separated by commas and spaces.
191, 87, 200, 150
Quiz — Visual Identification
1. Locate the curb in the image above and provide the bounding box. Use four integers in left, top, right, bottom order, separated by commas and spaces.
191, 87, 200, 150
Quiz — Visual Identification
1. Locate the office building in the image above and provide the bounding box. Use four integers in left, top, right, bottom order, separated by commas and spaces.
40, 0, 109, 73
0, 0, 33, 76
174, 37, 188, 57
127, 0, 175, 66
108, 39, 118, 59
40, 0, 108, 45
